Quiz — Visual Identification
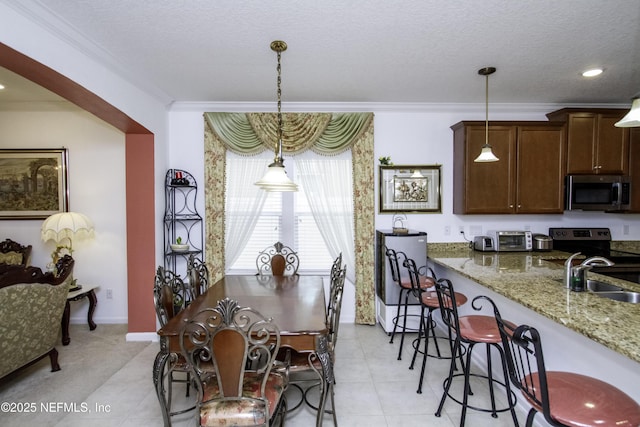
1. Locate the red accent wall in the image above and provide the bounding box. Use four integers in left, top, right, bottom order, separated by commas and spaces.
126, 135, 156, 331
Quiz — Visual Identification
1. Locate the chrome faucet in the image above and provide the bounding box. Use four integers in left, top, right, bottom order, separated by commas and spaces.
564, 253, 615, 289
563, 252, 582, 288
581, 256, 615, 268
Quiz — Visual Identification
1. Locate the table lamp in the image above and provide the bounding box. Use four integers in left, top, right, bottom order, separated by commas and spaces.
41, 211, 94, 274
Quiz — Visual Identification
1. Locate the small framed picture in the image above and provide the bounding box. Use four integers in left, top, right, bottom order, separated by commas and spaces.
0, 148, 69, 219
379, 164, 442, 213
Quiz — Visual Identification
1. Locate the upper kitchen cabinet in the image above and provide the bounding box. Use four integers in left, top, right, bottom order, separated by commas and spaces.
628, 128, 640, 213
546, 108, 629, 175
452, 121, 565, 214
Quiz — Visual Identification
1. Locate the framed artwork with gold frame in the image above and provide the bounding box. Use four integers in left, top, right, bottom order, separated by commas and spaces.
379, 164, 441, 213
0, 148, 69, 219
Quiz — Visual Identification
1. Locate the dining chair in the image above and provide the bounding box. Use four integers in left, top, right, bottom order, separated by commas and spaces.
280, 253, 346, 424
179, 297, 288, 427
153, 265, 194, 416
403, 257, 467, 394
476, 295, 640, 427
256, 241, 300, 276
186, 254, 210, 298
385, 247, 435, 360
433, 278, 519, 427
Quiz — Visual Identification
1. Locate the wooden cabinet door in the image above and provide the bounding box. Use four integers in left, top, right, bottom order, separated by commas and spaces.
458, 125, 516, 214
595, 113, 629, 174
566, 114, 597, 174
564, 111, 628, 175
516, 125, 565, 213
628, 129, 640, 213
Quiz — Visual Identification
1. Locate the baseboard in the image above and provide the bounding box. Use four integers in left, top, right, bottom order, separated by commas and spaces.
126, 332, 158, 342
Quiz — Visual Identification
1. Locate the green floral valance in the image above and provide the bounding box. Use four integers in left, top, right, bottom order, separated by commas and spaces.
204, 112, 373, 156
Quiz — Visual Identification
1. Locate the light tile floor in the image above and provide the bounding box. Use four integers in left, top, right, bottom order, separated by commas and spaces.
0, 323, 530, 426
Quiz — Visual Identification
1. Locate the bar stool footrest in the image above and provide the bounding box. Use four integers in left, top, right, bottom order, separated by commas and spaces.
442, 372, 517, 415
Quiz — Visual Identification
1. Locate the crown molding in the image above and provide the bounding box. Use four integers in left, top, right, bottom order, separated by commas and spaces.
169, 101, 629, 113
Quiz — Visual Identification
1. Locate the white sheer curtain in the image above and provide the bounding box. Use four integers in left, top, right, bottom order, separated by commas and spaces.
296, 150, 356, 283
224, 152, 270, 269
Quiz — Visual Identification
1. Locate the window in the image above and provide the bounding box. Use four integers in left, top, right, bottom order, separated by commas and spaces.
226, 158, 334, 273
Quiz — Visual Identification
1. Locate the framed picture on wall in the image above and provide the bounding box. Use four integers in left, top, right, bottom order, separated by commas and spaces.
0, 148, 69, 219
379, 164, 442, 213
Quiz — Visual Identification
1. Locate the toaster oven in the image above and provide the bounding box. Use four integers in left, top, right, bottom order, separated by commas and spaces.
474, 231, 532, 252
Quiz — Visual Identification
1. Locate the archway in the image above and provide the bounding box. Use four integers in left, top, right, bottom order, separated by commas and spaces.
0, 42, 156, 333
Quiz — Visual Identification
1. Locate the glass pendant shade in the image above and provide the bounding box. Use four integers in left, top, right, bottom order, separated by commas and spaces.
615, 97, 640, 128
474, 144, 500, 162
254, 160, 298, 192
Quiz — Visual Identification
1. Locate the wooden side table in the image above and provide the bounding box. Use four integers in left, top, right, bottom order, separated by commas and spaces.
62, 284, 99, 346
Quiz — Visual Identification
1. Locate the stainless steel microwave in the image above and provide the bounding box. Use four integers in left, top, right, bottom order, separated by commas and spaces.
565, 175, 631, 211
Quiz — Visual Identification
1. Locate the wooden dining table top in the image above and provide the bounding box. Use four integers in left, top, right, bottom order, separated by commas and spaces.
157, 274, 328, 352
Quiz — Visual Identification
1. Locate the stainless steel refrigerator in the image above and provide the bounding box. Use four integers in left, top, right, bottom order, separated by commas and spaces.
375, 229, 428, 332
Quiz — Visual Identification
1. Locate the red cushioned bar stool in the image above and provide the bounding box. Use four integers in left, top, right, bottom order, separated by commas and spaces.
433, 279, 519, 427
385, 247, 434, 360
478, 295, 640, 427
403, 257, 468, 394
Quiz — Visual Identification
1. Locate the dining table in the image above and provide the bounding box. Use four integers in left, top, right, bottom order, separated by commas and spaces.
153, 274, 331, 427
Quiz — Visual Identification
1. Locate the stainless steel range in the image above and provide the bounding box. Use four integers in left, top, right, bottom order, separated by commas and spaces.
549, 227, 640, 283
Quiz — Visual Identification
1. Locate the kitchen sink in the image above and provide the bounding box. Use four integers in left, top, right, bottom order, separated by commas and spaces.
586, 280, 624, 293
592, 291, 640, 304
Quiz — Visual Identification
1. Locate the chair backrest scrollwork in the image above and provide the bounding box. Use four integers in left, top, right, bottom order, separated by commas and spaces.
256, 241, 299, 276
153, 266, 191, 327
187, 254, 209, 298
179, 298, 281, 418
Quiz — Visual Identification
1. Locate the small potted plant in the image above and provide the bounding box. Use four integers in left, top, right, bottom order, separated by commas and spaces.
170, 237, 189, 252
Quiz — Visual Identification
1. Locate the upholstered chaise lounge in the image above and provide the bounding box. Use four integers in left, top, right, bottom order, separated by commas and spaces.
0, 255, 74, 380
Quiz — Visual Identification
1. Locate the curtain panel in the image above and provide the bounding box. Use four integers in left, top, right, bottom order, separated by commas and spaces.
203, 112, 375, 324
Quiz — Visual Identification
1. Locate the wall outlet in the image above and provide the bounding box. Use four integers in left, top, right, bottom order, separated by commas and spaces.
458, 226, 465, 234
106, 289, 113, 299
623, 224, 630, 235
444, 225, 451, 236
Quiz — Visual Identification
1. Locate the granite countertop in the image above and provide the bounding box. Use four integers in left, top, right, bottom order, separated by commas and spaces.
427, 243, 640, 364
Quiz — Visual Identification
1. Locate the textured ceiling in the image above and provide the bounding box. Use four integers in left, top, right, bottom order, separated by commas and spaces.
1, 0, 640, 106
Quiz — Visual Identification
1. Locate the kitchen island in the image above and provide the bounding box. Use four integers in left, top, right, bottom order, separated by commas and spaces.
427, 243, 640, 403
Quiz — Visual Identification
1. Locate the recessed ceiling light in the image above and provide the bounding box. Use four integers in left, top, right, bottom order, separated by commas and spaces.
0, 83, 5, 90
582, 68, 603, 77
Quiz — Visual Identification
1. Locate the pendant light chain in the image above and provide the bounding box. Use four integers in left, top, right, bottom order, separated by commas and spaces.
276, 47, 283, 158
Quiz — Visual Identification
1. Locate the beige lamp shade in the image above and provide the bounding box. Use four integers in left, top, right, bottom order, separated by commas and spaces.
41, 212, 95, 244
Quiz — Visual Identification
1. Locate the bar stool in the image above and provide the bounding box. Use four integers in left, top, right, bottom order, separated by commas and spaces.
433, 278, 519, 427
478, 295, 640, 427
385, 247, 434, 360
403, 258, 468, 394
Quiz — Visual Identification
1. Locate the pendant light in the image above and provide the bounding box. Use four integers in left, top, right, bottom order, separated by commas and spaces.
615, 92, 640, 127
474, 67, 499, 162
254, 40, 298, 192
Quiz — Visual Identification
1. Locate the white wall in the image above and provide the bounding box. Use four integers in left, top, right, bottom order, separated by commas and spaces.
0, 108, 129, 323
